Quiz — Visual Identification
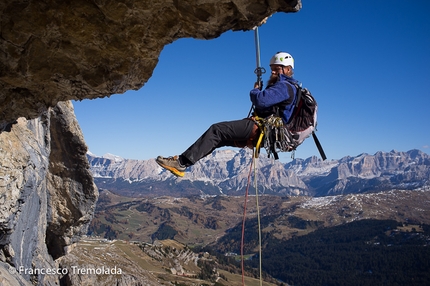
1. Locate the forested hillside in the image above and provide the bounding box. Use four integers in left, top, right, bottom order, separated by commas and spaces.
239, 219, 430, 285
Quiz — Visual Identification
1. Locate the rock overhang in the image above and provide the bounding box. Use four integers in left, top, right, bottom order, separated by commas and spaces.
0, 0, 301, 130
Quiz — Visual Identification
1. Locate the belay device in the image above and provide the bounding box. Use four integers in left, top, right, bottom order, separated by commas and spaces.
253, 26, 266, 92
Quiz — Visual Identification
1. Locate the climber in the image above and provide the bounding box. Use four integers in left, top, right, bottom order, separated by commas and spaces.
156, 52, 299, 177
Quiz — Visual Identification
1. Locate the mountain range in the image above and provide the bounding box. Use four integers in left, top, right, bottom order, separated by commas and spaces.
87, 149, 430, 197
86, 149, 430, 285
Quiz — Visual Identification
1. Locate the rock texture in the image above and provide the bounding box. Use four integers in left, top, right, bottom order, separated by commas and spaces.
0, 0, 301, 284
0, 102, 97, 285
46, 101, 98, 260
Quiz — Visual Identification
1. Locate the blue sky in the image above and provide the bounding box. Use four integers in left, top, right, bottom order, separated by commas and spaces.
73, 0, 430, 162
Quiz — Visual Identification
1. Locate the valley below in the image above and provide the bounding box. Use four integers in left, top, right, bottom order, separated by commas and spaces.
70, 186, 430, 285
89, 187, 430, 246
70, 149, 430, 285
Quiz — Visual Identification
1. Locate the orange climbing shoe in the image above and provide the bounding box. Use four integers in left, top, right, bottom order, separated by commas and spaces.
156, 155, 186, 177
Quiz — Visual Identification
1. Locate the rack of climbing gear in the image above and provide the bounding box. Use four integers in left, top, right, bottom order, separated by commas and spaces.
254, 86, 327, 161
254, 114, 295, 159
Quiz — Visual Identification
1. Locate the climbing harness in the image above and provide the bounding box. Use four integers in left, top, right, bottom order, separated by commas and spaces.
253, 86, 327, 161
253, 114, 294, 159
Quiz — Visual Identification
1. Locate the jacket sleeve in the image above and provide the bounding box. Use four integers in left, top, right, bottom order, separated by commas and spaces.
250, 80, 295, 109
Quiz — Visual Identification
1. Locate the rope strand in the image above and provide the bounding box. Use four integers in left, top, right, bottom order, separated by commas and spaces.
253, 154, 263, 286
241, 149, 263, 286
241, 152, 254, 285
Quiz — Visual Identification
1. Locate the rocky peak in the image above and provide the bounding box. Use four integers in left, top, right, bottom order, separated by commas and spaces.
88, 149, 430, 197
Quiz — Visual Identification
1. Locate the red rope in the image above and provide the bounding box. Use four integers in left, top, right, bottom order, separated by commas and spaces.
241, 150, 255, 285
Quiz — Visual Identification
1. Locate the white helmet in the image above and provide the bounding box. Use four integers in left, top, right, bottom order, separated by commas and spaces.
270, 52, 294, 69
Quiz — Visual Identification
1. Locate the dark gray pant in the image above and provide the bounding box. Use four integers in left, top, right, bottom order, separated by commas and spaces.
181, 119, 256, 165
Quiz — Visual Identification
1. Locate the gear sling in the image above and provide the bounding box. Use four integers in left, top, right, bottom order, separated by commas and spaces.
252, 85, 327, 160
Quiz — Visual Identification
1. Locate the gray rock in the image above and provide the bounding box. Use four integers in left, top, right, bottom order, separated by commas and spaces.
0, 102, 97, 285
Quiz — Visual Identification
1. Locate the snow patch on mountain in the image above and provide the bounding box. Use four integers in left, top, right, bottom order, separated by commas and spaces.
102, 153, 124, 162
301, 196, 341, 208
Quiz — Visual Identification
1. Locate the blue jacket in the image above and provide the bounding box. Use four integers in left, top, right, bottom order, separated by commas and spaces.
249, 74, 299, 123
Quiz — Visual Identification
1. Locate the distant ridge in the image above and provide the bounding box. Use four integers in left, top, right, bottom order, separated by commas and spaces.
87, 149, 430, 197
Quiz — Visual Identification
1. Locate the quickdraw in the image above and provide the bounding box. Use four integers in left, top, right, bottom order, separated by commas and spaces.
253, 115, 295, 159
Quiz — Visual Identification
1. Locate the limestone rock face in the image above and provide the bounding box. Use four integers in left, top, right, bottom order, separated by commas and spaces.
0, 0, 301, 284
0, 115, 53, 285
46, 101, 98, 260
0, 102, 97, 285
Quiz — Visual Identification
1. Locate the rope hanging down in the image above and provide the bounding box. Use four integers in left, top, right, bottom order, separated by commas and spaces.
253, 154, 263, 286
241, 23, 267, 286
240, 154, 254, 285
240, 149, 263, 286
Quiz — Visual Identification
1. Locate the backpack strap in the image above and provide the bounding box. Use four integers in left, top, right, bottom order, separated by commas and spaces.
312, 131, 327, 161
294, 84, 302, 109
285, 84, 303, 125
